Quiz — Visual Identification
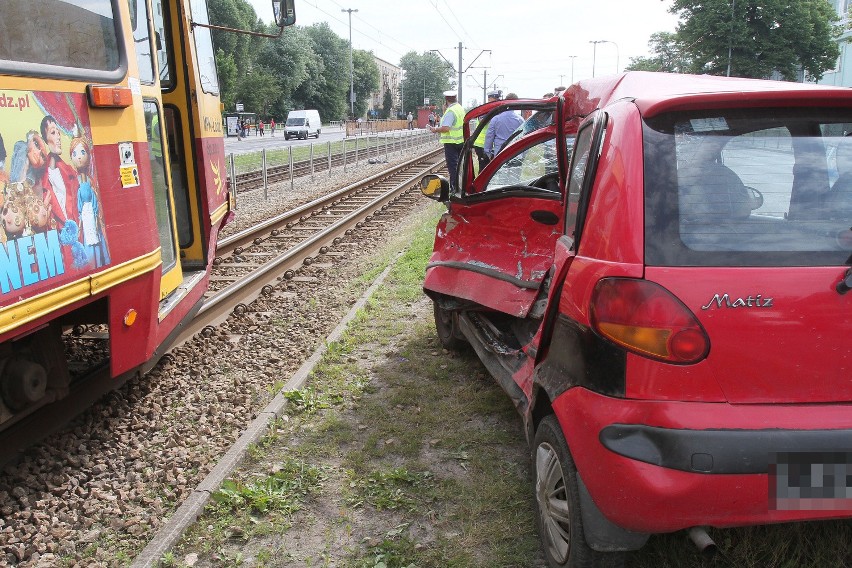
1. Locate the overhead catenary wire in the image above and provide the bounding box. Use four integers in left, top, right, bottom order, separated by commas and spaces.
301, 0, 409, 59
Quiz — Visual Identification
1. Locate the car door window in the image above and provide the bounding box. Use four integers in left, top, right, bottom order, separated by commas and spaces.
483, 137, 559, 193
565, 127, 593, 236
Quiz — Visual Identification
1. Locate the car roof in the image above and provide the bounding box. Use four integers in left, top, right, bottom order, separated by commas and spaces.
560, 71, 852, 118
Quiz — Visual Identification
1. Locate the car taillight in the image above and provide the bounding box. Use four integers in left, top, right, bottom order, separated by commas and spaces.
590, 278, 709, 364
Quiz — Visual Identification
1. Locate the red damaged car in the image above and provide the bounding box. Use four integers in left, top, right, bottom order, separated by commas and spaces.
420, 72, 852, 567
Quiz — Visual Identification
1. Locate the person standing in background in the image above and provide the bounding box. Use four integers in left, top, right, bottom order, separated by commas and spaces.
485, 92, 522, 159
429, 90, 464, 192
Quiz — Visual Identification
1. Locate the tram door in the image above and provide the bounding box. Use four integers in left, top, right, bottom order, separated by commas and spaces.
129, 0, 182, 299
130, 0, 215, 301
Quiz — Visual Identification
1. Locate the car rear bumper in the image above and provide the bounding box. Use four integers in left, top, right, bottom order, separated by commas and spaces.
554, 387, 852, 533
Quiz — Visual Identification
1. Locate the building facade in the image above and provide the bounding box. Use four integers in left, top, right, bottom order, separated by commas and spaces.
368, 56, 401, 118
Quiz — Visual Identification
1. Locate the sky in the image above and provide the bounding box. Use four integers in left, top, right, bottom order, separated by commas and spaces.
249, 0, 682, 107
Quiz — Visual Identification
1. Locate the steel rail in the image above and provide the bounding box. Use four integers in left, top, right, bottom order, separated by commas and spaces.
218, 149, 442, 257
171, 156, 444, 348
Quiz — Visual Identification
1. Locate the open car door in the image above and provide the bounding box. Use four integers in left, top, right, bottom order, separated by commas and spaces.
424, 98, 572, 317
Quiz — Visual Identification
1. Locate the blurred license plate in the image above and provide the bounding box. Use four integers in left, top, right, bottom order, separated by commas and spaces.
770, 452, 852, 511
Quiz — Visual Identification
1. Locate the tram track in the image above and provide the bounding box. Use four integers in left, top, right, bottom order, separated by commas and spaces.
175, 148, 444, 347
0, 147, 446, 566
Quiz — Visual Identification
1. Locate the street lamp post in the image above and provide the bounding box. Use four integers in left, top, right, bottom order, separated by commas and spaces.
568, 55, 577, 84
341, 8, 358, 118
589, 40, 619, 77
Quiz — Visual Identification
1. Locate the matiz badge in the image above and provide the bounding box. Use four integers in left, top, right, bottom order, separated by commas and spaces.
701, 293, 774, 310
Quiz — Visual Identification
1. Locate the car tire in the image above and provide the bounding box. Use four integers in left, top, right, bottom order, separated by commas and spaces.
433, 302, 466, 350
285, 135, 290, 140
533, 415, 625, 568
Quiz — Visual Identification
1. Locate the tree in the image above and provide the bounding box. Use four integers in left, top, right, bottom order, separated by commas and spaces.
256, 25, 318, 119
625, 32, 690, 73
399, 51, 454, 115
381, 89, 393, 119
209, 0, 260, 112
671, 0, 840, 80
300, 23, 350, 121
352, 50, 380, 119
236, 67, 281, 118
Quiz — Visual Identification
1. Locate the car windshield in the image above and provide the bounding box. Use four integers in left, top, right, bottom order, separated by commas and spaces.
643, 107, 852, 267
287, 118, 305, 126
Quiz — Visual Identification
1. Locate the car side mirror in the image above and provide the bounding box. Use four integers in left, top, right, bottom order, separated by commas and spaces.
746, 186, 763, 210
421, 174, 449, 202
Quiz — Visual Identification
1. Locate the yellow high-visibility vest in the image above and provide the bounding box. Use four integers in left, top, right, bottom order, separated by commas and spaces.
439, 103, 464, 145
473, 118, 487, 148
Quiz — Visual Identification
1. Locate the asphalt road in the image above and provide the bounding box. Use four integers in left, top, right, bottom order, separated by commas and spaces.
224, 123, 348, 156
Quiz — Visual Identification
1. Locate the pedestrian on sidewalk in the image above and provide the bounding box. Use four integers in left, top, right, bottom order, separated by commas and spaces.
407, 111, 413, 130
270, 118, 276, 136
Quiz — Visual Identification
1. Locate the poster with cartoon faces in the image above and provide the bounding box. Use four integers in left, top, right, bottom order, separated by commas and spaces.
0, 90, 110, 296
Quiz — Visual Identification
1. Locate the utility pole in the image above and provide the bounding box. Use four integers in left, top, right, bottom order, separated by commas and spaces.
568, 56, 577, 84
430, 44, 490, 107
471, 70, 501, 105
341, 8, 358, 117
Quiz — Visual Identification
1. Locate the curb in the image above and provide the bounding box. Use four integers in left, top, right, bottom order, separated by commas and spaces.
130, 255, 402, 568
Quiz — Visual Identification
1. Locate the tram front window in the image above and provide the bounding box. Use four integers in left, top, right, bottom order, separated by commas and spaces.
0, 0, 120, 72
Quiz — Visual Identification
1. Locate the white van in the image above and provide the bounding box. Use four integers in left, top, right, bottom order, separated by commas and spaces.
284, 109, 321, 140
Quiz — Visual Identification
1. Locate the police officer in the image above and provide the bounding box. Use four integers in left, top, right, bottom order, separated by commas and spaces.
430, 90, 464, 191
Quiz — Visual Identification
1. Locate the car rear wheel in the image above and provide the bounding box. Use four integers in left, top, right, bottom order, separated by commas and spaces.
433, 302, 466, 350
534, 415, 625, 568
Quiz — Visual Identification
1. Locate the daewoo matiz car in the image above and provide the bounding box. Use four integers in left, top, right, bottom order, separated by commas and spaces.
420, 72, 852, 568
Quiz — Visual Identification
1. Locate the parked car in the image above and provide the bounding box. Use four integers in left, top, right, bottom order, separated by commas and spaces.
420, 72, 852, 568
284, 109, 321, 140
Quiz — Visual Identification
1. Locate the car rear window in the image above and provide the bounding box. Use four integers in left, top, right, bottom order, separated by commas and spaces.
644, 107, 852, 267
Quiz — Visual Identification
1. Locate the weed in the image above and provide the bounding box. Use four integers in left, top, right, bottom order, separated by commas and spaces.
158, 551, 177, 567
347, 467, 434, 512
281, 388, 329, 414
211, 458, 325, 515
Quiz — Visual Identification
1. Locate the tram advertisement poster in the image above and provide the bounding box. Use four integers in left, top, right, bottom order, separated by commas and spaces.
0, 90, 111, 298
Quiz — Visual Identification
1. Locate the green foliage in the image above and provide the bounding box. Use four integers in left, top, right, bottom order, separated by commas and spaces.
282, 387, 330, 414
625, 32, 689, 73
347, 468, 434, 512
211, 459, 324, 514
381, 89, 394, 119
399, 51, 454, 114
668, 0, 840, 80
353, 50, 381, 119
299, 23, 350, 121
206, 2, 381, 120
358, 525, 418, 568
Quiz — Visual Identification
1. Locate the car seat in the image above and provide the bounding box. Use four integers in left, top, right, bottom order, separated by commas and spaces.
679, 162, 753, 222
